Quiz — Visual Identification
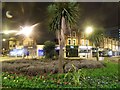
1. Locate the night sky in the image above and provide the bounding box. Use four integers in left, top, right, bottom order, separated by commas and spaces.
2, 2, 119, 44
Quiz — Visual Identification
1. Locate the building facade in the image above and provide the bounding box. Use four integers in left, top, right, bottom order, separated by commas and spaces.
65, 29, 119, 58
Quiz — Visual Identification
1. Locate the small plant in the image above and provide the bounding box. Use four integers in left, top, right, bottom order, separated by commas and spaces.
64, 64, 86, 86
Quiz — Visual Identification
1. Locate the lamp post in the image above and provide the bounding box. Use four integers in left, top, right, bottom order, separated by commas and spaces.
85, 26, 93, 58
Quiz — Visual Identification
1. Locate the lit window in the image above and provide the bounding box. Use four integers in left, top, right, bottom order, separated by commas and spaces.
72, 31, 76, 37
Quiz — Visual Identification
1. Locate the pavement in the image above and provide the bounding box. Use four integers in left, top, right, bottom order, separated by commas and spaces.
0, 55, 37, 62
0, 56, 23, 62
0, 56, 119, 62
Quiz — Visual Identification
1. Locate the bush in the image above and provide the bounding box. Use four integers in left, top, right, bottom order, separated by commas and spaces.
43, 41, 56, 59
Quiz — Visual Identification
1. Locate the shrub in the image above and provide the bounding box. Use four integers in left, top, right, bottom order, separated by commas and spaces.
43, 41, 56, 59
64, 64, 86, 86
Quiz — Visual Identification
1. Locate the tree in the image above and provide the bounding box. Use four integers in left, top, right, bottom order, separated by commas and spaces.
87, 27, 104, 61
47, 3, 80, 73
43, 41, 56, 59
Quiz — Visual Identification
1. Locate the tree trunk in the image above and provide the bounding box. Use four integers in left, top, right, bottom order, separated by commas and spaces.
96, 47, 99, 61
58, 41, 64, 73
57, 29, 64, 73
58, 16, 66, 73
78, 31, 80, 46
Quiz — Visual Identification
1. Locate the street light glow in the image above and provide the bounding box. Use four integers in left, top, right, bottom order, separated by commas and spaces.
16, 26, 33, 37
85, 26, 93, 35
2, 39, 6, 41
22, 26, 33, 37
4, 31, 9, 34
4, 30, 18, 34
16, 23, 39, 37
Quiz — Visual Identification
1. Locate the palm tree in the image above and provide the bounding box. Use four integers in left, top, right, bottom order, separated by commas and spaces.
47, 3, 80, 73
87, 27, 104, 61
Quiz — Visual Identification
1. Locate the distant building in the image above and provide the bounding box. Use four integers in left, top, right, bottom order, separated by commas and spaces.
6, 35, 37, 57
2, 26, 119, 58
65, 28, 119, 58
101, 37, 119, 56
104, 26, 120, 56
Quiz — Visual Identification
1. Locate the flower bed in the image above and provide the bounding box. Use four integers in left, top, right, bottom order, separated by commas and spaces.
2, 59, 104, 76
2, 60, 119, 88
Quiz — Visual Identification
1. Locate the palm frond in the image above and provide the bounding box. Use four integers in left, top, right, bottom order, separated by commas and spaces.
88, 27, 105, 47
47, 2, 80, 32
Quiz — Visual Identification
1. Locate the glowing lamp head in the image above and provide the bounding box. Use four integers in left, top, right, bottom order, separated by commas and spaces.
85, 26, 93, 35
2, 39, 6, 41
17, 26, 33, 37
16, 23, 39, 37
21, 26, 33, 37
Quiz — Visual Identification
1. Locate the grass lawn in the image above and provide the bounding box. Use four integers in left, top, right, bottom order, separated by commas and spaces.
1, 58, 119, 89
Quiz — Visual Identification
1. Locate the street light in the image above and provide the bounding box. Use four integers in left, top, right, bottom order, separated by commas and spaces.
2, 38, 6, 41
85, 26, 93, 58
16, 23, 39, 37
16, 26, 33, 37
85, 26, 93, 35
21, 26, 33, 37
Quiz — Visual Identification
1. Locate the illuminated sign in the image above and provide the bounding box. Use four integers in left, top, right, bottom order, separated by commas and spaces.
38, 49, 44, 56
70, 45, 74, 49
9, 48, 27, 56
